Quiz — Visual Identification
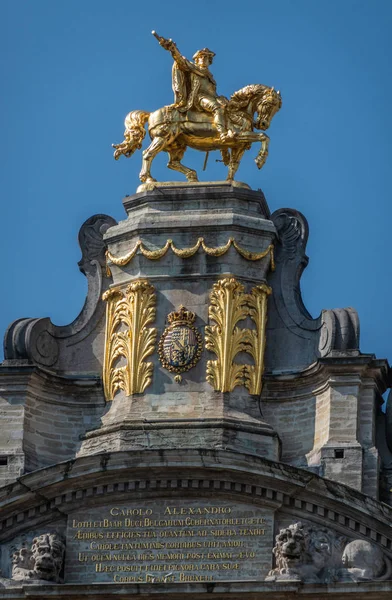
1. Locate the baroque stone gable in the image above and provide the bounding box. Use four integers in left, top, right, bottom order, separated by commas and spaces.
0, 184, 391, 599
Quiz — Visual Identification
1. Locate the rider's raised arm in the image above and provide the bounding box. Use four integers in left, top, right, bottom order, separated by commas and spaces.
152, 31, 195, 72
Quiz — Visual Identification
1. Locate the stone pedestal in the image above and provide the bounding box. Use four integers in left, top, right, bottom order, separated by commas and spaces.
79, 184, 280, 460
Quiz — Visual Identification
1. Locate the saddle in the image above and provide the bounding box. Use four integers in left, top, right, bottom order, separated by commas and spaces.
148, 106, 216, 129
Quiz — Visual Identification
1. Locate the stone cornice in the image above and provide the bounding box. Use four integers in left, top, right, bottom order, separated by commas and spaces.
263, 355, 390, 400
0, 365, 103, 407
0, 450, 391, 559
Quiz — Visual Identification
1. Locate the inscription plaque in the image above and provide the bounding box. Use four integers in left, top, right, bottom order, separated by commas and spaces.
65, 500, 274, 583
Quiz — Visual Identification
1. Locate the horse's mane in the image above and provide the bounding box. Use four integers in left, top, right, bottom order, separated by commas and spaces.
229, 84, 267, 109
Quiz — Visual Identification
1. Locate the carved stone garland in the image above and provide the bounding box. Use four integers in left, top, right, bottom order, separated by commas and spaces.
102, 280, 157, 400
205, 277, 271, 394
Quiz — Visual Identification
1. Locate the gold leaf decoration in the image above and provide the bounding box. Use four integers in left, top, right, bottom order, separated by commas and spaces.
243, 283, 272, 395
205, 278, 272, 395
171, 238, 202, 258
106, 239, 274, 275
205, 278, 249, 392
201, 238, 233, 257
102, 280, 157, 400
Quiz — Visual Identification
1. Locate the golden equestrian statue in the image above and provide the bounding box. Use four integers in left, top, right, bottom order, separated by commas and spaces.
113, 31, 282, 184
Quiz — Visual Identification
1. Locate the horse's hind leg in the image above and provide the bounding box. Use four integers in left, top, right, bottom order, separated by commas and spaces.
227, 146, 246, 181
167, 143, 199, 182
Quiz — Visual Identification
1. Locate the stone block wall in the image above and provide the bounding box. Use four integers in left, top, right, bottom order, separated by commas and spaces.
262, 358, 387, 497
0, 369, 28, 485
0, 367, 105, 477
23, 393, 105, 472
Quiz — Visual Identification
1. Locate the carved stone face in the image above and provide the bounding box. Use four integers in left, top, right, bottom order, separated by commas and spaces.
31, 534, 65, 582
274, 524, 306, 567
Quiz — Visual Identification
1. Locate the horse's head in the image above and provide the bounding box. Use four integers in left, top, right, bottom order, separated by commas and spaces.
255, 87, 282, 130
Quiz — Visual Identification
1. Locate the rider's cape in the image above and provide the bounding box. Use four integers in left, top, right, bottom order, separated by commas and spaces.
171, 61, 216, 113
172, 63, 199, 112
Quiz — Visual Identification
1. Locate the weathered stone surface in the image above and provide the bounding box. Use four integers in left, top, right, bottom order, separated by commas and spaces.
266, 208, 361, 373
342, 539, 392, 581
11, 533, 65, 583
267, 521, 346, 583
65, 499, 274, 584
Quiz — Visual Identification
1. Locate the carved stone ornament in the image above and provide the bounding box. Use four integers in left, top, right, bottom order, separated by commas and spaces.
342, 539, 392, 581
11, 533, 65, 583
266, 522, 392, 584
102, 280, 157, 400
158, 306, 202, 379
266, 521, 347, 583
205, 277, 271, 394
266, 522, 308, 582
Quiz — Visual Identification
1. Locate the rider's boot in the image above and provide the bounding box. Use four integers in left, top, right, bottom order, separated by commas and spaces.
213, 108, 236, 143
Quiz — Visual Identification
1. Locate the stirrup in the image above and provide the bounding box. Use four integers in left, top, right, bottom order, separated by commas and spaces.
219, 130, 236, 143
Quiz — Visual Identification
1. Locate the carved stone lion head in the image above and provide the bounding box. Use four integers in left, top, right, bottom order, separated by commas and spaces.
273, 522, 307, 571
30, 533, 65, 582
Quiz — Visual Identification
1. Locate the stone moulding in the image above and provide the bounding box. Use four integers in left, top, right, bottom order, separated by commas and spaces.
0, 450, 392, 563
102, 280, 157, 400
105, 237, 275, 275
205, 278, 272, 394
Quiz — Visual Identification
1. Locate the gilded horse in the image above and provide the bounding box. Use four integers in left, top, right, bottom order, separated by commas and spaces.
113, 84, 282, 183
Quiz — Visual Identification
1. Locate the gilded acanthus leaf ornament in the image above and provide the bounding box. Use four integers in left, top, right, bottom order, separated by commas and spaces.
205, 278, 271, 394
113, 31, 282, 184
205, 279, 250, 392
102, 281, 157, 400
243, 284, 272, 395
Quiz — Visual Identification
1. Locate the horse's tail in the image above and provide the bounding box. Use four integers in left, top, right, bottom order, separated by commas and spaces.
112, 110, 150, 160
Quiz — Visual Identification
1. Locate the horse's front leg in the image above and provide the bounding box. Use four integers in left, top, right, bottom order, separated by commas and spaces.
139, 127, 175, 183
139, 137, 165, 183
234, 132, 270, 169
255, 134, 270, 170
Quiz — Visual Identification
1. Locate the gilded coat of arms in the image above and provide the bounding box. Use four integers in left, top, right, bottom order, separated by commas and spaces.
158, 306, 202, 379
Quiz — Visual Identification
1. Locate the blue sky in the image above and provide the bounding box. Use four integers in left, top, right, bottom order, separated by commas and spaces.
1, 1, 391, 379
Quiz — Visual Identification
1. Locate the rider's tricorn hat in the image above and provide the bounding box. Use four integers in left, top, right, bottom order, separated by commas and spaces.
193, 48, 215, 60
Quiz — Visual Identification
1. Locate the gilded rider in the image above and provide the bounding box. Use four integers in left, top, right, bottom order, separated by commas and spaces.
155, 34, 235, 143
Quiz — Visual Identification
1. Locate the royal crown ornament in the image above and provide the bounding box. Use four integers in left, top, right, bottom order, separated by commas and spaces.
167, 305, 196, 325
